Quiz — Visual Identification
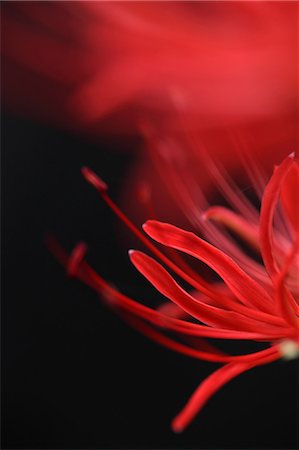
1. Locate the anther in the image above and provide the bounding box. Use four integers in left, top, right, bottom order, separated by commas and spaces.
81, 166, 108, 193
278, 339, 299, 360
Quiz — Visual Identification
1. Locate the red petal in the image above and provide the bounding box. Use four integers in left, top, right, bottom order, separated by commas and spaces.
48, 238, 288, 341
172, 349, 280, 432
129, 250, 284, 333
260, 153, 296, 277
274, 234, 299, 327
143, 220, 272, 312
280, 161, 299, 231
122, 313, 280, 365
204, 206, 260, 251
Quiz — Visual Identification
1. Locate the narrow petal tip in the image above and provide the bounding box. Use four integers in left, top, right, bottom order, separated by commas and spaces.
288, 151, 295, 159
128, 249, 146, 264
202, 207, 219, 221
81, 166, 108, 192
142, 220, 160, 240
67, 242, 87, 277
142, 222, 150, 235
142, 219, 158, 231
128, 250, 144, 266
171, 418, 184, 434
128, 249, 135, 257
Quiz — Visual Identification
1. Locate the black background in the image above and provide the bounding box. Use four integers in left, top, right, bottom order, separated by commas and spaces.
2, 114, 298, 449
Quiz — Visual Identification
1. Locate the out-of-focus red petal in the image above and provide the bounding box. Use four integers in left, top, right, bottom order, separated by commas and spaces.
204, 206, 260, 250
67, 242, 88, 277
3, 2, 298, 137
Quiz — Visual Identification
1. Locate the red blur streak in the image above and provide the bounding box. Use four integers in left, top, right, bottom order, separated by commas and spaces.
1, 2, 298, 135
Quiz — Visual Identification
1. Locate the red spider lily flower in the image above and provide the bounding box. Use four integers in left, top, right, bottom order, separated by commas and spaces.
49, 153, 299, 432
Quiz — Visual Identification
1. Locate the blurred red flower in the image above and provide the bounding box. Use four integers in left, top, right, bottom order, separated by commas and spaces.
2, 1, 298, 135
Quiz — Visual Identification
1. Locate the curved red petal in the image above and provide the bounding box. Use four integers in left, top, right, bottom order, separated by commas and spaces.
204, 206, 260, 250
143, 220, 272, 312
260, 153, 296, 277
172, 349, 280, 432
129, 250, 285, 333
280, 162, 299, 231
